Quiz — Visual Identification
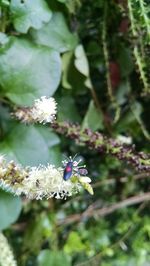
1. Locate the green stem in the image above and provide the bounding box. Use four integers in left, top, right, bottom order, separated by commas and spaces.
128, 0, 150, 95
139, 0, 150, 40
0, 7, 7, 33
102, 2, 120, 123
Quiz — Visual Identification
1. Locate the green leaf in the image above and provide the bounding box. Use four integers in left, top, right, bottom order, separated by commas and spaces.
57, 0, 67, 2
31, 12, 78, 52
130, 101, 150, 140
0, 190, 22, 230
0, 124, 60, 166
118, 45, 133, 77
64, 231, 86, 254
80, 181, 94, 195
62, 51, 87, 93
37, 126, 62, 166
10, 0, 52, 33
57, 95, 81, 122
82, 100, 104, 131
62, 51, 73, 89
37, 127, 60, 147
0, 0, 10, 7
116, 81, 131, 105
74, 44, 92, 89
0, 37, 61, 105
62, 0, 81, 14
23, 213, 52, 253
37, 250, 71, 266
75, 45, 89, 76
0, 32, 9, 45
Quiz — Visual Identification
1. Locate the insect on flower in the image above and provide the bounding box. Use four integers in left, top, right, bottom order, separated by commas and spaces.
62, 154, 88, 181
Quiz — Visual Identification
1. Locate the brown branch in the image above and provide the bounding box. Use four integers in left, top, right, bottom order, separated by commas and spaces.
62, 173, 150, 208
58, 192, 150, 226
93, 172, 150, 188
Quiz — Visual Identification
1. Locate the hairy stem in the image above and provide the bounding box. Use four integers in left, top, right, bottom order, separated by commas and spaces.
52, 121, 150, 172
128, 0, 150, 95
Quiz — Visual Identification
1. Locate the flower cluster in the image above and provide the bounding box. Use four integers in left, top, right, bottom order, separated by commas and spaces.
51, 121, 150, 173
14, 96, 57, 124
0, 232, 17, 266
0, 155, 93, 200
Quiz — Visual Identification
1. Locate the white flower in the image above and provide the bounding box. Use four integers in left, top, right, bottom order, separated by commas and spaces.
14, 96, 57, 124
0, 232, 17, 266
31, 96, 57, 123
0, 155, 93, 199
8, 164, 83, 200
117, 134, 132, 145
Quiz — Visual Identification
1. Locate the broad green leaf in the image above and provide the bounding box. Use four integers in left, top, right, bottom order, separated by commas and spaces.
47, 146, 62, 166
74, 45, 92, 89
62, 51, 88, 93
37, 127, 60, 147
37, 126, 62, 166
0, 190, 22, 230
75, 45, 89, 76
37, 250, 71, 266
10, 0, 52, 33
31, 12, 78, 52
0, 124, 60, 166
57, 95, 81, 122
0, 32, 9, 45
82, 100, 104, 131
0, 37, 61, 105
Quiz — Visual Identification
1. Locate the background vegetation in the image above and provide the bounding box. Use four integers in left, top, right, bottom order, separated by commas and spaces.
0, 0, 150, 265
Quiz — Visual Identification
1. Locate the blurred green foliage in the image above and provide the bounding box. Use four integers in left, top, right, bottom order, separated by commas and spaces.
0, 0, 150, 265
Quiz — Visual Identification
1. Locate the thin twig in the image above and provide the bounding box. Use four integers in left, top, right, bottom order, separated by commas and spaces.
102, 2, 120, 122
93, 172, 150, 188
58, 192, 150, 226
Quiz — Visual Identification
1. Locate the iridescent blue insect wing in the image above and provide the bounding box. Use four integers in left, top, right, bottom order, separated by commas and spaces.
63, 162, 73, 181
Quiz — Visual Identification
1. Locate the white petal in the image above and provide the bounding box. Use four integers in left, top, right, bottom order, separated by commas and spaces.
80, 176, 91, 183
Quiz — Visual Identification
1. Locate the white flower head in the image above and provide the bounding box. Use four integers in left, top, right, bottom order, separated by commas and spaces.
13, 164, 83, 200
0, 155, 93, 199
0, 232, 17, 266
14, 96, 57, 124
32, 96, 57, 123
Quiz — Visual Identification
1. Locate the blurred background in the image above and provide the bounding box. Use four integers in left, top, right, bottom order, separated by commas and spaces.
0, 0, 150, 265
